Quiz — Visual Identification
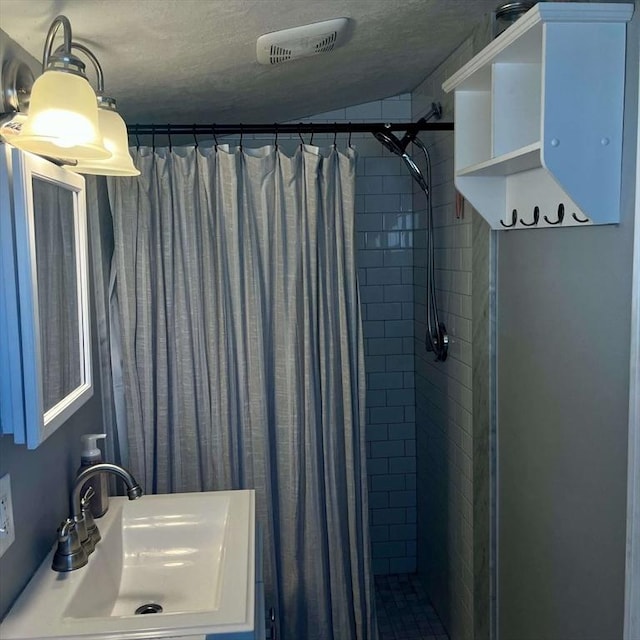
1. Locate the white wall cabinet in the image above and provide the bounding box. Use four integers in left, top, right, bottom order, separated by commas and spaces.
0, 145, 92, 448
443, 3, 634, 230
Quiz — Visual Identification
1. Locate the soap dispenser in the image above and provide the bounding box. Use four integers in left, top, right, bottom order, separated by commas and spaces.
77, 434, 109, 518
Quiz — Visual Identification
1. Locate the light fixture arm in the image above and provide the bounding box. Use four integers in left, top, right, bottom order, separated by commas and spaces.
42, 15, 73, 70
55, 42, 105, 95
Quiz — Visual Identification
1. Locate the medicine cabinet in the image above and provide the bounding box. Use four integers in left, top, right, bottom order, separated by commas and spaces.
0, 145, 92, 448
443, 2, 633, 230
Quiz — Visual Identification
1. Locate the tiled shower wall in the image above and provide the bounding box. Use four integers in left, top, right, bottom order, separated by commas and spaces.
412, 22, 492, 640
301, 96, 418, 574
412, 51, 474, 637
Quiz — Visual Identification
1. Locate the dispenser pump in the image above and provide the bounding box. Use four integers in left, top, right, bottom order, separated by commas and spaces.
78, 434, 109, 518
81, 434, 106, 461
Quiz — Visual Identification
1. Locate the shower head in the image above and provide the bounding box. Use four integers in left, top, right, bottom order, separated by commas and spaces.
371, 101, 441, 192
373, 101, 442, 156
373, 129, 406, 156
373, 102, 442, 159
373, 129, 428, 191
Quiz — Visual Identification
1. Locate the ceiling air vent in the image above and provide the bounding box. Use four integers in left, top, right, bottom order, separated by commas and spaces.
315, 32, 338, 54
257, 18, 350, 66
270, 45, 292, 65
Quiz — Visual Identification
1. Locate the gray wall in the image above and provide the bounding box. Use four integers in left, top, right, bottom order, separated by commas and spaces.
496, 8, 638, 640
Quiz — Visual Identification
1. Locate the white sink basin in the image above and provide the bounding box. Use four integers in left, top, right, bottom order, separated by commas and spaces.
1, 490, 256, 639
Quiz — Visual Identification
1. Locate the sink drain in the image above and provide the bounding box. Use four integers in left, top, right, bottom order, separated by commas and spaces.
134, 603, 163, 615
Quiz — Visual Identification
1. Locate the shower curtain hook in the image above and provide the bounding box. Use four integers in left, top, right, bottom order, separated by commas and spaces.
135, 126, 140, 150
310, 131, 314, 145
274, 123, 278, 149
239, 124, 243, 150
333, 127, 337, 148
192, 125, 198, 149
348, 122, 352, 148
298, 125, 304, 147
211, 125, 218, 150
151, 124, 156, 151
168, 129, 172, 152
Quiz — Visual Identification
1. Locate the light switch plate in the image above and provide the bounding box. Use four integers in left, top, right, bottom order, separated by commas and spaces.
0, 473, 15, 558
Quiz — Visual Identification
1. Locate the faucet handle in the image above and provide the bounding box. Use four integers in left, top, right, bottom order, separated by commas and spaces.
81, 486, 95, 508
52, 518, 88, 572
81, 487, 101, 546
55, 519, 84, 554
57, 518, 75, 543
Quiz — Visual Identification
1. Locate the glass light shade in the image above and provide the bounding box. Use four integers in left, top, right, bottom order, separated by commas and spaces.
73, 107, 140, 176
10, 70, 110, 161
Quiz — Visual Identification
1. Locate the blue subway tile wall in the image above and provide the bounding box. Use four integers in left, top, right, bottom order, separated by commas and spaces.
412, 37, 479, 640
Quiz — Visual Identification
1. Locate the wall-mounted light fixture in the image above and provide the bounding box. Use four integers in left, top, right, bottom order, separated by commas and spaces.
63, 43, 139, 176
2, 15, 139, 176
9, 16, 109, 161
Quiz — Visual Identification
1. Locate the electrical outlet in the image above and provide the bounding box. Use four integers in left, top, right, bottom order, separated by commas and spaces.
0, 473, 15, 558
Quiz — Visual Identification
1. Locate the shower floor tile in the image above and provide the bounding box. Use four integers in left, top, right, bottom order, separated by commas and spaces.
375, 574, 449, 640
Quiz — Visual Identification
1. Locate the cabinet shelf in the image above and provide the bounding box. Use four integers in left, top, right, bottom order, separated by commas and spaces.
443, 2, 633, 230
457, 142, 541, 178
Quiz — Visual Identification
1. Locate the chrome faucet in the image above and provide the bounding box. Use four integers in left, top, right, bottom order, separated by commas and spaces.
52, 463, 143, 572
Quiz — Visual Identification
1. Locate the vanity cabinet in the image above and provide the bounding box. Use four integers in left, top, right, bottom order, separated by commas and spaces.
0, 144, 92, 448
442, 2, 633, 230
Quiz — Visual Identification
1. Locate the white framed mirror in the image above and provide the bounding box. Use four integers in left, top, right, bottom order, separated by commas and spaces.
6, 147, 92, 448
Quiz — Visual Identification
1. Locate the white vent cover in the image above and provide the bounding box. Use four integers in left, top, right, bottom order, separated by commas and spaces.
256, 18, 350, 65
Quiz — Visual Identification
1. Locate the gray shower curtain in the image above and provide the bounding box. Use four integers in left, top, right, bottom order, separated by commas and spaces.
103, 143, 376, 640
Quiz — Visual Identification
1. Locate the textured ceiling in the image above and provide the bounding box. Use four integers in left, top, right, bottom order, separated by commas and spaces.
0, 0, 498, 124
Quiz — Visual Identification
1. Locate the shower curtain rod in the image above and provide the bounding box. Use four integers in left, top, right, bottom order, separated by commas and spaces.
126, 120, 454, 138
